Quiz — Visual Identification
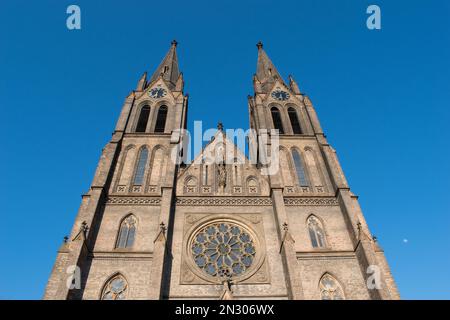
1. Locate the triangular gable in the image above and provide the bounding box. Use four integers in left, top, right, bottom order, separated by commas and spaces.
261, 79, 301, 105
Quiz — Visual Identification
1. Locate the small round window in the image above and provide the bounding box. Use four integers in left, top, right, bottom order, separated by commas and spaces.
191, 222, 256, 279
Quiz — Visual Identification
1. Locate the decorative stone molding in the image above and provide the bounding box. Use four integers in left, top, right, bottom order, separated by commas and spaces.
185, 186, 196, 193
296, 250, 356, 260
248, 215, 262, 224
202, 186, 212, 193
176, 197, 272, 206
132, 185, 142, 193
89, 251, 153, 260
106, 197, 161, 205
284, 197, 339, 206
72, 221, 88, 241
116, 185, 126, 193
285, 186, 295, 193
248, 186, 258, 194
283, 186, 328, 195
185, 214, 202, 225
181, 263, 196, 283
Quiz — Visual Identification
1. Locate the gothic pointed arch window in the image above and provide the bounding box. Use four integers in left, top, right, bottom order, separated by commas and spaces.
292, 149, 309, 187
101, 274, 128, 300
279, 148, 294, 186
117, 146, 136, 189
319, 274, 345, 300
304, 148, 323, 188
116, 215, 137, 248
288, 107, 303, 134
271, 107, 284, 134
307, 215, 327, 248
149, 146, 166, 186
185, 176, 198, 193
233, 157, 241, 185
201, 157, 209, 185
203, 165, 209, 185
135, 105, 150, 133
133, 147, 148, 186
154, 105, 168, 133
247, 177, 259, 194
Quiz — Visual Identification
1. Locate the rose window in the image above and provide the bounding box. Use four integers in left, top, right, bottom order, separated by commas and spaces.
191, 222, 256, 278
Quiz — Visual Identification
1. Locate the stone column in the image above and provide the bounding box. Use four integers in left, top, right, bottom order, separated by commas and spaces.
271, 188, 304, 300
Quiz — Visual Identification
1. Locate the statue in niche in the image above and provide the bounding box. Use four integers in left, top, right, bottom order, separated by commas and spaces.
217, 162, 227, 193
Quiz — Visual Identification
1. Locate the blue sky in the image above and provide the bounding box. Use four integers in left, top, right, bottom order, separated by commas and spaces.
0, 0, 449, 299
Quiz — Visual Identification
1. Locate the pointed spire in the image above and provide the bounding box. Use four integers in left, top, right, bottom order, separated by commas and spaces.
148, 40, 181, 90
255, 41, 283, 90
289, 75, 301, 94
175, 72, 184, 92
136, 72, 147, 91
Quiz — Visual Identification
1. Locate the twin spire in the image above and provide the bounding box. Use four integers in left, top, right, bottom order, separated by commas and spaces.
142, 40, 296, 94
146, 40, 181, 90
255, 41, 283, 86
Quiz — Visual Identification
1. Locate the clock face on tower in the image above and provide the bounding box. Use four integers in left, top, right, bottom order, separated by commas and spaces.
271, 89, 290, 101
149, 87, 167, 99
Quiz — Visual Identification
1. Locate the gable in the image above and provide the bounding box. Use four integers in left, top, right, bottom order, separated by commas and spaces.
176, 130, 270, 196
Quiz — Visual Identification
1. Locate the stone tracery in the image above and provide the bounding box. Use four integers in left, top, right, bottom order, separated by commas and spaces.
191, 222, 256, 279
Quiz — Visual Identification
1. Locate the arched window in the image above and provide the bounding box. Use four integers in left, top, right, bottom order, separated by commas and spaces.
292, 149, 309, 186
116, 215, 137, 248
185, 176, 197, 193
280, 148, 294, 186
307, 215, 327, 248
154, 105, 168, 133
233, 158, 241, 185
149, 147, 166, 186
133, 147, 148, 185
203, 165, 209, 185
247, 177, 258, 194
101, 274, 128, 300
288, 107, 302, 134
319, 274, 345, 300
186, 177, 197, 187
201, 158, 209, 185
117, 146, 136, 187
271, 107, 284, 134
135, 105, 150, 133
304, 149, 322, 187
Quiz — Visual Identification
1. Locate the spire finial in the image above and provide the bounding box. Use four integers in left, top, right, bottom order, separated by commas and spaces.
256, 41, 263, 50
171, 39, 178, 47
217, 122, 224, 131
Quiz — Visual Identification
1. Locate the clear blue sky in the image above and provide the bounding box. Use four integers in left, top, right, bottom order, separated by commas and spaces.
0, 0, 449, 300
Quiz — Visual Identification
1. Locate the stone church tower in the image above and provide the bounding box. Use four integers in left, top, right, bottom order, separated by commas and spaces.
44, 41, 399, 300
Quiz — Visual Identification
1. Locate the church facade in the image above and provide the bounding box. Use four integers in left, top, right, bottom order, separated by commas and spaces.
44, 41, 399, 300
